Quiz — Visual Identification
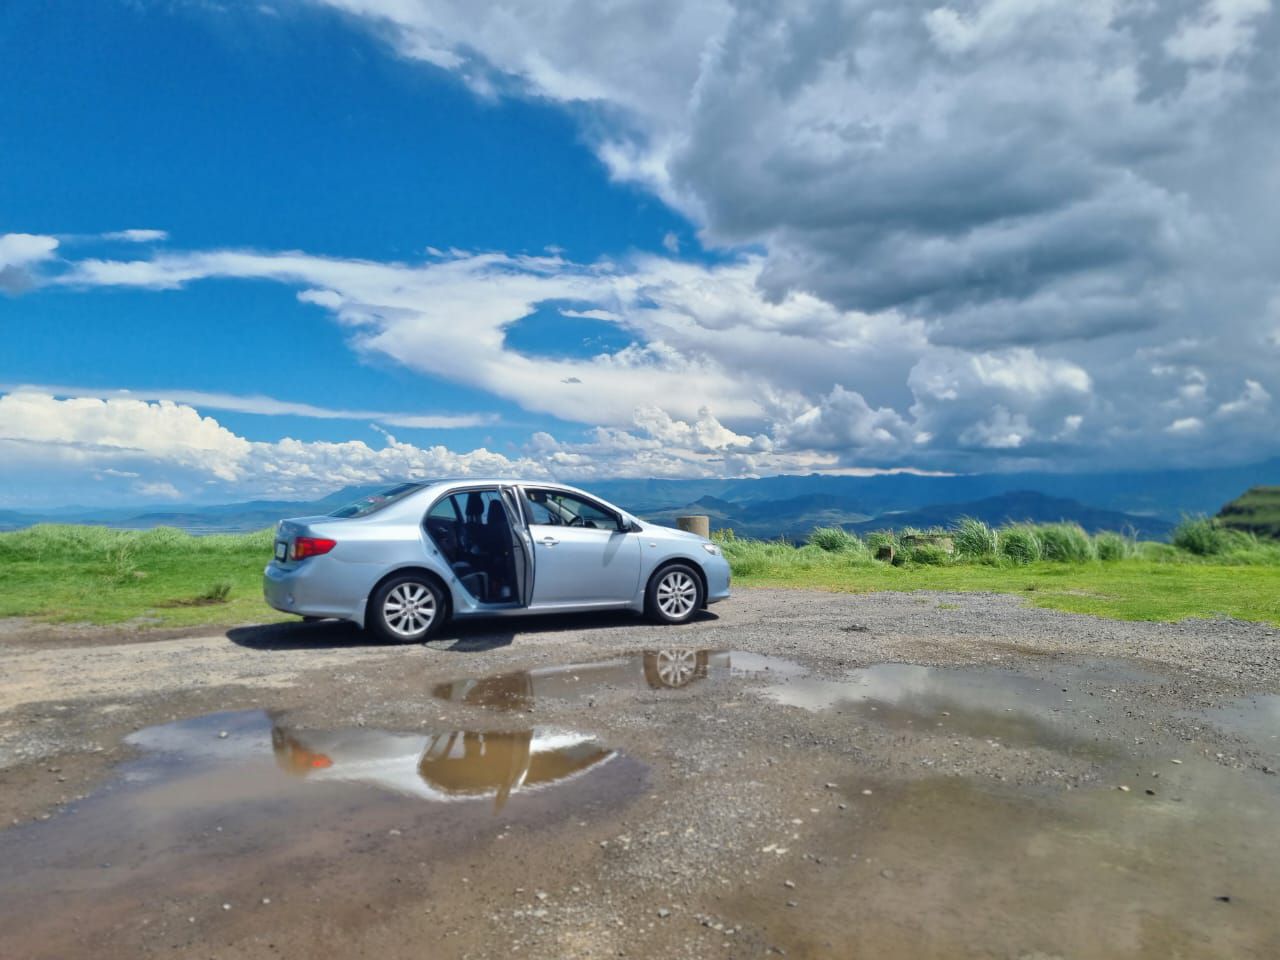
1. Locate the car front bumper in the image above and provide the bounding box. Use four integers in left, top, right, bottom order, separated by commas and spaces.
703, 554, 732, 604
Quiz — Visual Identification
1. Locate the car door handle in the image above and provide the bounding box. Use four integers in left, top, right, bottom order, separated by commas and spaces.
539, 536, 560, 546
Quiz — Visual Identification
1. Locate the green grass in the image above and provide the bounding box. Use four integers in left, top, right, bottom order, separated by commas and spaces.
0, 524, 286, 628
717, 520, 1280, 626
2, 520, 1279, 631
1217, 486, 1280, 539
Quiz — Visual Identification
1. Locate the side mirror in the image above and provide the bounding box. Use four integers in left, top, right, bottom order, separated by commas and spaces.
617, 515, 642, 533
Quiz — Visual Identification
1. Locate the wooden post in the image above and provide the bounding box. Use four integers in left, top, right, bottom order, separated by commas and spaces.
676, 515, 711, 538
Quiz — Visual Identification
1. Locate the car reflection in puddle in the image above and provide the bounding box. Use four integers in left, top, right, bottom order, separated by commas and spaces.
0, 709, 645, 960
273, 724, 615, 811
433, 648, 806, 711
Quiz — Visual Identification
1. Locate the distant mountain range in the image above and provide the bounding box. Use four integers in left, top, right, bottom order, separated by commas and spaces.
1, 458, 1275, 541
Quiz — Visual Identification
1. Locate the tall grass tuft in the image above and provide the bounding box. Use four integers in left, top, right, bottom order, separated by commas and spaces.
198, 580, 233, 603
808, 526, 860, 553
952, 517, 998, 560
1170, 516, 1253, 557
999, 525, 1042, 564
1037, 523, 1096, 563
1094, 530, 1136, 562
905, 543, 950, 566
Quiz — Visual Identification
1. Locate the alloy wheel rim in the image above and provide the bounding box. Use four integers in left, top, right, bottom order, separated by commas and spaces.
382, 582, 436, 637
654, 648, 698, 686
656, 571, 697, 619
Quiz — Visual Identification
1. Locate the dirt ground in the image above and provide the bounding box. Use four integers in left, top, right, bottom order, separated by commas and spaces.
2, 588, 1279, 959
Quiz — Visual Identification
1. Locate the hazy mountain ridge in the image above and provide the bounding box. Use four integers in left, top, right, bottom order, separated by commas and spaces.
0, 461, 1275, 539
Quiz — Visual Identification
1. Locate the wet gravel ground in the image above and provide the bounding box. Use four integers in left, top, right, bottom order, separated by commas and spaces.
2, 588, 1279, 959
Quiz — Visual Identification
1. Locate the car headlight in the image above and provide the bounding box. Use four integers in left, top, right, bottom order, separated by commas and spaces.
702, 542, 720, 556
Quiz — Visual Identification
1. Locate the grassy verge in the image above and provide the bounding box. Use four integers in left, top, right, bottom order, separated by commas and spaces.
721, 519, 1280, 626
0, 520, 1277, 630
0, 525, 287, 629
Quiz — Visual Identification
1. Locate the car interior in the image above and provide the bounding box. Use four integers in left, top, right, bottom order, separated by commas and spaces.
424, 489, 527, 605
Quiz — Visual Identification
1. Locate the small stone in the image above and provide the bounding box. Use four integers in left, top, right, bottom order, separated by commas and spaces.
1215, 895, 1231, 903
1117, 785, 1130, 792
861, 789, 873, 796
783, 880, 795, 889
261, 898, 271, 905
535, 891, 548, 902
1170, 759, 1183, 765
785, 900, 797, 908
880, 869, 895, 880
222, 903, 232, 911
837, 803, 847, 810
218, 731, 229, 739
1145, 789, 1156, 796
657, 908, 670, 919
823, 783, 837, 789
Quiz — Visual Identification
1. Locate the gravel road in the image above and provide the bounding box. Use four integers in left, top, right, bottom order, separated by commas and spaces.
2, 588, 1278, 959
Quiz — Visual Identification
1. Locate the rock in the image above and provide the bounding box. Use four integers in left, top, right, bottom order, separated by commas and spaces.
880, 869, 895, 880
1117, 785, 1130, 792
657, 908, 670, 919
218, 731, 229, 739
783, 880, 795, 889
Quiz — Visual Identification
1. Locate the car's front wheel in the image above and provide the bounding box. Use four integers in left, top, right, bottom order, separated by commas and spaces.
369, 574, 446, 642
645, 564, 704, 625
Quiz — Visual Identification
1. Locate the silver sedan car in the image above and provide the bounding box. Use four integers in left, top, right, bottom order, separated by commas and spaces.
263, 479, 731, 641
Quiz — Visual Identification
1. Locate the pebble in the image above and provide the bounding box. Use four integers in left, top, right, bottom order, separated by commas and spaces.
783, 880, 795, 889
1117, 785, 1131, 792
217, 731, 229, 739
222, 903, 232, 911
861, 789, 873, 796
657, 908, 670, 919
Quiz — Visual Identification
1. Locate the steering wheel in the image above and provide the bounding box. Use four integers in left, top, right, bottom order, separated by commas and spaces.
566, 515, 586, 527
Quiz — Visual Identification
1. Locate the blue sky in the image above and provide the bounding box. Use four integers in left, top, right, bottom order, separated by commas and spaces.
2, 1, 1278, 506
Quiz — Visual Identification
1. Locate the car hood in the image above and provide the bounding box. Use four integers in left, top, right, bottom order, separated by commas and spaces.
642, 521, 710, 544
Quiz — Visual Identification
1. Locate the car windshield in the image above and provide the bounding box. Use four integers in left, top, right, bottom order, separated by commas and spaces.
328, 482, 426, 519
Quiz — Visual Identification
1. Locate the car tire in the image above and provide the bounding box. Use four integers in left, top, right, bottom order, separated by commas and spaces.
645, 564, 704, 625
369, 574, 446, 643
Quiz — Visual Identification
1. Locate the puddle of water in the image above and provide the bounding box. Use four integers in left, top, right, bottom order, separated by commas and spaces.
1195, 693, 1280, 755
760, 661, 1144, 754
0, 709, 644, 959
732, 759, 1280, 959
433, 648, 806, 711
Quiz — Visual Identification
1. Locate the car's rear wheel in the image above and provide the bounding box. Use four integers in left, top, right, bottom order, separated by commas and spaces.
369, 574, 446, 642
645, 564, 704, 625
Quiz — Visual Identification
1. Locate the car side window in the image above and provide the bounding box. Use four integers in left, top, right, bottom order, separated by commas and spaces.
428, 498, 460, 521
523, 489, 617, 529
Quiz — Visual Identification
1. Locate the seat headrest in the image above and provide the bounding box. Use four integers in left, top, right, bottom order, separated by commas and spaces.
465, 492, 485, 517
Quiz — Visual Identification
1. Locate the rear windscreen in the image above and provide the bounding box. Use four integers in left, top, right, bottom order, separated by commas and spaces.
328, 482, 426, 519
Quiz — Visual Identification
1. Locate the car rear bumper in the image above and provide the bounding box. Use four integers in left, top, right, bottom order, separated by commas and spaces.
263, 561, 365, 625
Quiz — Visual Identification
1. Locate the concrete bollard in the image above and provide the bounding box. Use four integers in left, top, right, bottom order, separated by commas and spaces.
676, 515, 711, 539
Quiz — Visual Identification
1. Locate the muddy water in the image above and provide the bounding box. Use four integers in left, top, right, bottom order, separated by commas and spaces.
0, 709, 645, 959
432, 647, 806, 710
739, 660, 1280, 959
3, 650, 1280, 958
760, 659, 1153, 756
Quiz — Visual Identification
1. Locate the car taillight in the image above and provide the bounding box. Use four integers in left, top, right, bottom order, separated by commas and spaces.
291, 537, 337, 560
